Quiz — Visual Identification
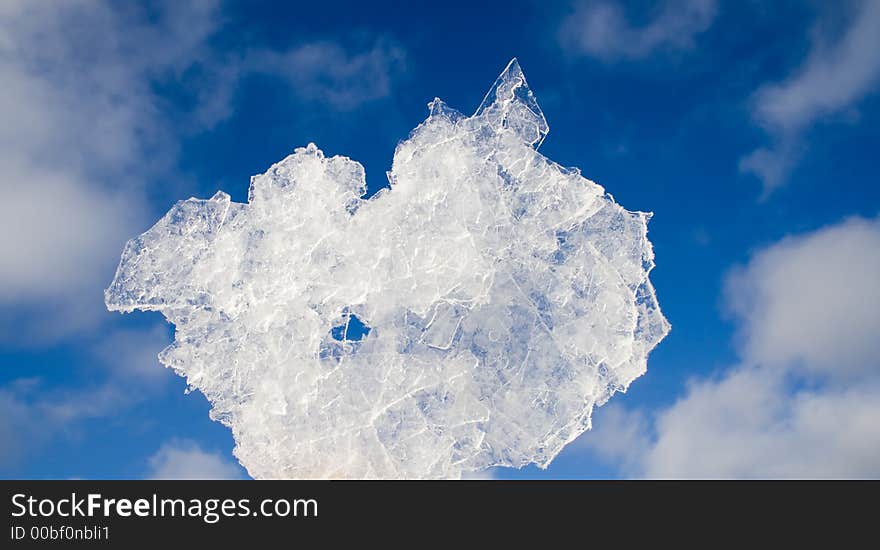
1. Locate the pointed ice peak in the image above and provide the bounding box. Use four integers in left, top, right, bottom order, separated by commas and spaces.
427, 97, 464, 122
475, 58, 548, 149
210, 190, 231, 203
475, 58, 526, 114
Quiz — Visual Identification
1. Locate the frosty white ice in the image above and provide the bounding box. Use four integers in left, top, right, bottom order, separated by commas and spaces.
106, 59, 669, 479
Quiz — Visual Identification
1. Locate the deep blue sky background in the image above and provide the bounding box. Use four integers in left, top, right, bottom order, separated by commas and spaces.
2, 0, 878, 479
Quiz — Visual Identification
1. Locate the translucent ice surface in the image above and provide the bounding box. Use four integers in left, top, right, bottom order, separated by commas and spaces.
106, 59, 670, 479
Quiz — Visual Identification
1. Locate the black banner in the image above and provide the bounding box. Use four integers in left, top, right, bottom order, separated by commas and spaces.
1, 480, 873, 546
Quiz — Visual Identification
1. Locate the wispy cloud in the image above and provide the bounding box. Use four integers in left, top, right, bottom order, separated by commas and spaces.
147, 439, 243, 480
582, 217, 880, 478
90, 324, 174, 382
247, 39, 406, 111
741, 0, 880, 193
558, 0, 717, 60
0, 379, 132, 470
0, 321, 173, 473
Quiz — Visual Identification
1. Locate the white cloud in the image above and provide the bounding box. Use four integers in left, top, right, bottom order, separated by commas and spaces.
0, 1, 406, 341
642, 368, 880, 478
0, 0, 225, 338
725, 217, 880, 378
147, 440, 243, 480
741, 0, 880, 192
575, 403, 651, 476
583, 217, 880, 478
558, 0, 717, 60
0, 162, 137, 306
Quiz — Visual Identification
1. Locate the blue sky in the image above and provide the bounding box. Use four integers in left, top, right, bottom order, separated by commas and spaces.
2, 0, 879, 479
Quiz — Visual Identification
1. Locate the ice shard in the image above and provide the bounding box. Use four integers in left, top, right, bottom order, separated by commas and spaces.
106, 59, 670, 479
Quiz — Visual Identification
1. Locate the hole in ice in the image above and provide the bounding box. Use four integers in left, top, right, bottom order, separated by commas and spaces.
330, 312, 371, 342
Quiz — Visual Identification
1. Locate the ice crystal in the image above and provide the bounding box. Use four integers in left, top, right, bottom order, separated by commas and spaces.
106, 59, 669, 479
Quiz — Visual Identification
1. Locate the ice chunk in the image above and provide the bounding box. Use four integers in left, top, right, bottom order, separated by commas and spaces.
106, 58, 669, 479
475, 58, 548, 148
